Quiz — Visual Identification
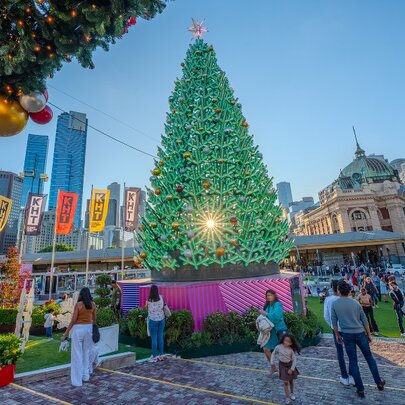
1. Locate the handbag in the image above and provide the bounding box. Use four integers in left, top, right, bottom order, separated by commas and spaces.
163, 303, 172, 318
92, 324, 100, 343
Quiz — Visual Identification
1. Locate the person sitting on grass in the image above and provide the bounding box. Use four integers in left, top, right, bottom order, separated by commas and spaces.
270, 333, 300, 405
332, 280, 385, 398
44, 308, 55, 339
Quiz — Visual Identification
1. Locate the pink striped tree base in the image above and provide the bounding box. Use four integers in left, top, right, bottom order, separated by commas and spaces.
138, 272, 305, 330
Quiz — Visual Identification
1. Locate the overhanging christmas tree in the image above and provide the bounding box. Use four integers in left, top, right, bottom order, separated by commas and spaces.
135, 23, 293, 281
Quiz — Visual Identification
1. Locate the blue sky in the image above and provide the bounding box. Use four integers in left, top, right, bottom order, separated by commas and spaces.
1, 0, 405, 206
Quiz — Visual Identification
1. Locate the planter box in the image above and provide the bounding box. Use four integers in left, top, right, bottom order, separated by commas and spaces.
172, 341, 252, 359
0, 364, 16, 387
119, 335, 150, 348
99, 324, 119, 356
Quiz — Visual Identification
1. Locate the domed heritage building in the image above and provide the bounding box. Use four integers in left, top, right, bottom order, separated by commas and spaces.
297, 137, 405, 259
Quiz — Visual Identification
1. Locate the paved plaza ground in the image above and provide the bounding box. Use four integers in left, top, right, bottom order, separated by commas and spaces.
1, 336, 404, 405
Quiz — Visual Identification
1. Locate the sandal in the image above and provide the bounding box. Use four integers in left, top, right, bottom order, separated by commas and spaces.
377, 379, 385, 391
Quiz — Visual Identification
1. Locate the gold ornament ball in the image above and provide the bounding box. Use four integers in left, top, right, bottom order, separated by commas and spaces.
216, 247, 226, 257
242, 121, 249, 128
183, 151, 191, 159
134, 258, 142, 267
166, 194, 173, 201
0, 98, 29, 137
151, 168, 161, 176
138, 224, 144, 231
215, 108, 222, 114
230, 239, 238, 246
159, 161, 165, 167
202, 181, 211, 189
140, 252, 147, 259
150, 222, 157, 229
154, 188, 161, 195
171, 222, 181, 231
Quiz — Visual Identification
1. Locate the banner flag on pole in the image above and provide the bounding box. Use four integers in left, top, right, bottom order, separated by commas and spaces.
89, 188, 110, 232
124, 187, 140, 231
24, 193, 47, 236
0, 195, 12, 233
55, 191, 78, 235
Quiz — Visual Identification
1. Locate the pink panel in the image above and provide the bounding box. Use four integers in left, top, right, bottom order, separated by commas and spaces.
219, 278, 293, 314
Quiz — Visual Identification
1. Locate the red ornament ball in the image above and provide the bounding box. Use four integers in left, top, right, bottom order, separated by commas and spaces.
176, 185, 183, 193
29, 105, 53, 124
230, 217, 238, 225
128, 17, 137, 26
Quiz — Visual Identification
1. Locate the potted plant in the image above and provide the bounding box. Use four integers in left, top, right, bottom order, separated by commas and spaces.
0, 333, 22, 387
94, 274, 118, 355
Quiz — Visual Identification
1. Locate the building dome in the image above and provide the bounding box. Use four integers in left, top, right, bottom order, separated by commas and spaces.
390, 158, 405, 171
337, 136, 397, 189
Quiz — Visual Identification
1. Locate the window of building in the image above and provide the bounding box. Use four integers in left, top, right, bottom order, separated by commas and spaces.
351, 210, 367, 220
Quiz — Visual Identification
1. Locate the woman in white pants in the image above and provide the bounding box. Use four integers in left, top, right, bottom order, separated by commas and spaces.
62, 287, 96, 387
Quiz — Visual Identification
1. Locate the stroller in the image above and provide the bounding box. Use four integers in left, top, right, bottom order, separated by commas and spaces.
319, 287, 329, 303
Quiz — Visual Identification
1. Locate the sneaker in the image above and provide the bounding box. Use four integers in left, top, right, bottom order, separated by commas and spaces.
148, 356, 158, 363
340, 377, 350, 386
348, 376, 355, 386
374, 332, 379, 336
401, 333, 405, 337
290, 394, 296, 400
285, 399, 292, 405
356, 391, 365, 398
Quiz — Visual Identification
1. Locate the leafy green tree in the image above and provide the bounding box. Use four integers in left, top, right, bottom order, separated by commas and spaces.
38, 243, 74, 253
136, 38, 293, 272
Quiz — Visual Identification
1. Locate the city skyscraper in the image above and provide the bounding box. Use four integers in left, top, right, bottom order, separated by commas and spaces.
276, 181, 293, 209
0, 171, 23, 254
106, 182, 121, 227
49, 111, 88, 228
21, 134, 49, 207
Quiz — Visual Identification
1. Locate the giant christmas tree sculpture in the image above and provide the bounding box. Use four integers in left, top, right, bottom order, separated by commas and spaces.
136, 22, 293, 281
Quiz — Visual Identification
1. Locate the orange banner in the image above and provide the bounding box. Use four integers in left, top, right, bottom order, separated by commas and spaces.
55, 191, 78, 235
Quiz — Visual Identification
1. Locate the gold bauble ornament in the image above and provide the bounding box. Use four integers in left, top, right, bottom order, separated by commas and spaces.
230, 239, 238, 246
242, 121, 249, 128
151, 168, 161, 176
216, 247, 226, 257
202, 181, 211, 189
134, 258, 142, 267
215, 108, 222, 114
138, 224, 144, 231
166, 194, 173, 201
0, 98, 28, 137
171, 222, 181, 231
140, 252, 147, 259
183, 151, 191, 159
154, 188, 161, 195
150, 222, 157, 229
159, 161, 165, 167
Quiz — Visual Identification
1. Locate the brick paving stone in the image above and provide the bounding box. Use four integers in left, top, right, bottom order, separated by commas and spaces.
0, 337, 404, 405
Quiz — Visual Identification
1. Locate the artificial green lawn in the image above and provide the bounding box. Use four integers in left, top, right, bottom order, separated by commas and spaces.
306, 296, 404, 338
16, 332, 151, 374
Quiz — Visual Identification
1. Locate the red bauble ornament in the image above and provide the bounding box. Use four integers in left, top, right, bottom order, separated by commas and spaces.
230, 217, 238, 225
29, 105, 53, 125
128, 17, 137, 26
176, 185, 183, 193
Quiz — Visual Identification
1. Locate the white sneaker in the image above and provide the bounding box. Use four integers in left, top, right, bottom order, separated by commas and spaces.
290, 394, 296, 400
340, 377, 350, 386
148, 356, 158, 363
348, 376, 355, 386
401, 333, 405, 337
285, 399, 292, 405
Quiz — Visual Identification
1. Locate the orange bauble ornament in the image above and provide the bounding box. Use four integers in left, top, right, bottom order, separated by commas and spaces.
140, 252, 147, 259
215, 108, 222, 114
0, 98, 28, 137
216, 247, 225, 257
154, 188, 161, 195
230, 239, 238, 246
202, 181, 211, 189
134, 258, 142, 267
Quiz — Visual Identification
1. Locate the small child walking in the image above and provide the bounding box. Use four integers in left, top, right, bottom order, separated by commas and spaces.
44, 308, 55, 339
270, 333, 300, 404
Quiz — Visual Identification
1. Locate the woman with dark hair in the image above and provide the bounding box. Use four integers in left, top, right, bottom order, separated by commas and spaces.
62, 287, 96, 387
145, 284, 166, 362
259, 289, 288, 372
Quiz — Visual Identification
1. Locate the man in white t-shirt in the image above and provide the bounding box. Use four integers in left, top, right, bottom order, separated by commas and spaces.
324, 279, 354, 386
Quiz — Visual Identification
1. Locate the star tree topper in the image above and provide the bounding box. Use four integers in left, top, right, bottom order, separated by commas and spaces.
188, 19, 208, 39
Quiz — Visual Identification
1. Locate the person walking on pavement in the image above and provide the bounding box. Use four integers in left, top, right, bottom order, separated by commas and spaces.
62, 287, 96, 387
389, 282, 405, 337
111, 279, 121, 314
358, 288, 379, 336
323, 279, 353, 386
332, 280, 385, 398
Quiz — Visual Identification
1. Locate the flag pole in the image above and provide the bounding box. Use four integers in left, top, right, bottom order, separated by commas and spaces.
85, 185, 93, 286
121, 182, 126, 281
49, 190, 59, 301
